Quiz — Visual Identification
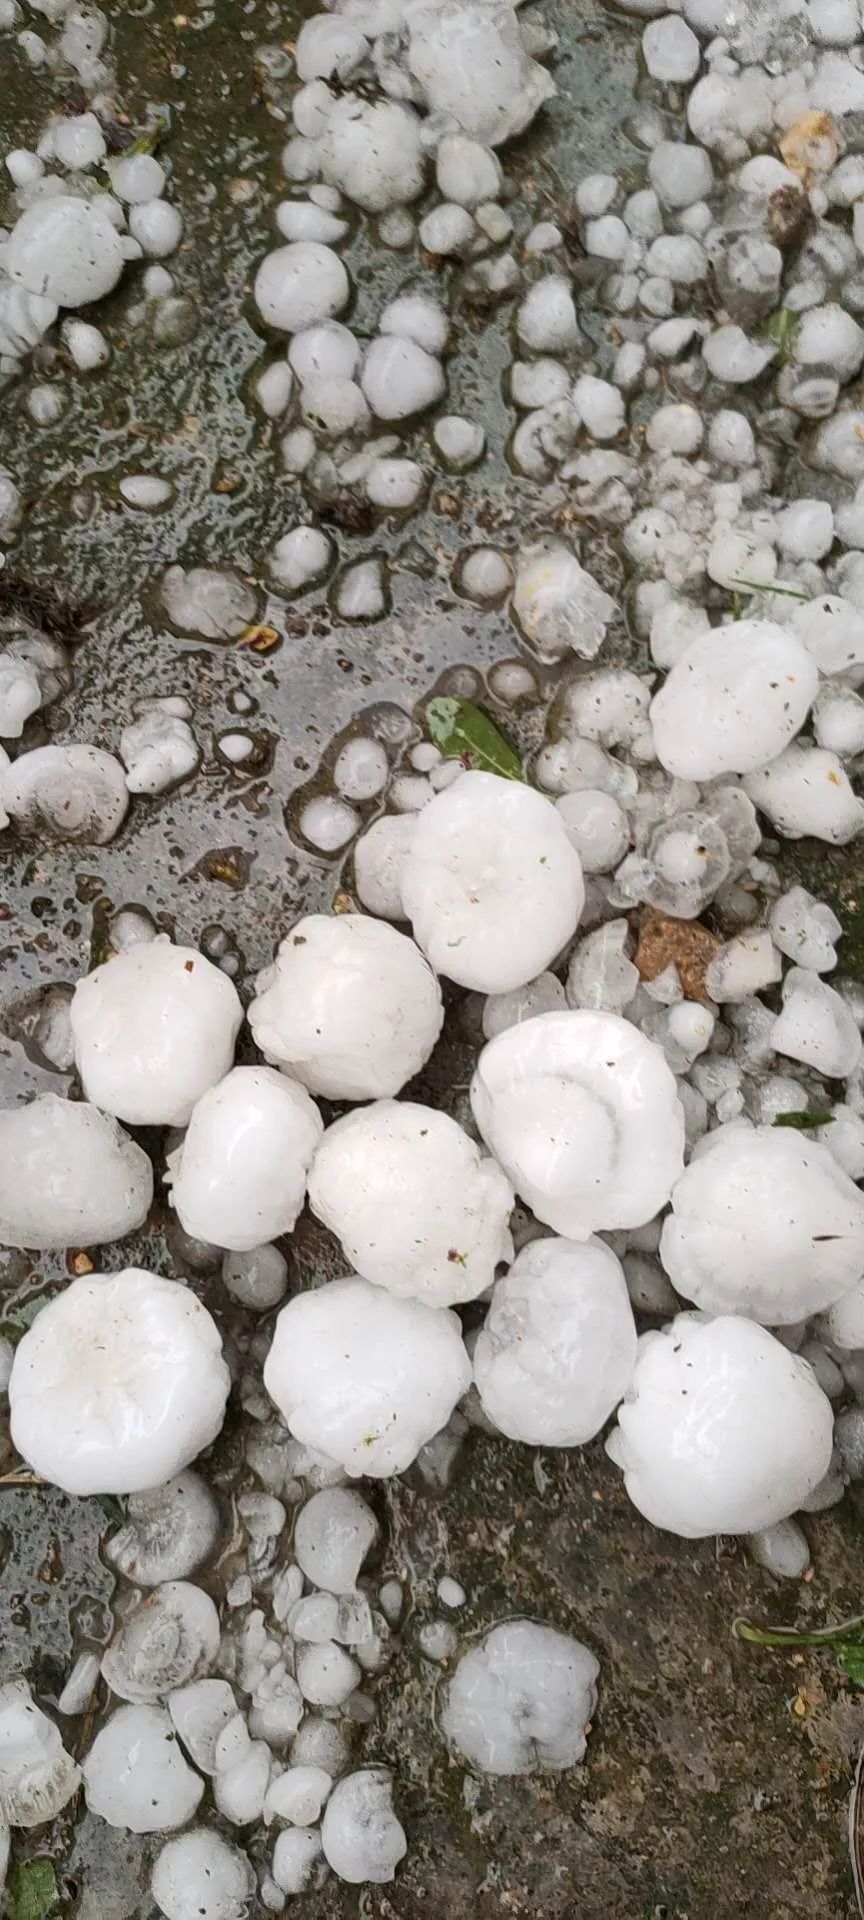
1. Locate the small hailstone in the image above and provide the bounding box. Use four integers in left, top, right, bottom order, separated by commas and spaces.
584, 214, 629, 262
57, 1652, 100, 1717
516, 275, 580, 353
301, 373, 369, 436
275, 199, 348, 245
0, 1680, 80, 1827
379, 292, 449, 358
61, 317, 108, 370
272, 1827, 323, 1895
254, 360, 294, 419
308, 1100, 514, 1307
483, 971, 567, 1038
294, 1488, 378, 1594
795, 304, 864, 382
361, 335, 444, 421
167, 1065, 322, 1252
83, 1705, 203, 1832
270, 525, 333, 592
143, 263, 173, 297
511, 358, 570, 409
650, 620, 817, 780
295, 13, 368, 80
573, 374, 625, 441
105, 1471, 220, 1586
10, 1271, 229, 1495
120, 709, 199, 795
214, 1740, 271, 1824
319, 97, 424, 212
813, 685, 864, 756
708, 409, 755, 467
436, 133, 502, 206
288, 320, 359, 382
161, 564, 256, 640
151, 1831, 255, 1920
5, 147, 42, 186
770, 886, 841, 972
353, 814, 415, 919
299, 794, 360, 851
419, 1618, 459, 1660
660, 1123, 864, 1322
109, 152, 166, 202
264, 1765, 332, 1826
333, 736, 388, 801
606, 1314, 833, 1538
556, 789, 629, 872
70, 938, 242, 1126
775, 498, 834, 562
646, 403, 703, 455
0, 1095, 148, 1252
7, 194, 123, 306
648, 140, 713, 208
0, 655, 40, 737
771, 967, 862, 1079
3, 743, 128, 843
437, 1576, 466, 1609
255, 242, 350, 333
566, 921, 639, 1014
296, 1642, 360, 1708
264, 1275, 471, 1478
103, 1582, 220, 1705
576, 173, 618, 217
400, 770, 584, 993
512, 540, 616, 663
335, 557, 387, 620
643, 14, 700, 81
419, 203, 475, 254
434, 414, 485, 468
524, 220, 562, 255
365, 456, 424, 509
128, 200, 183, 258
743, 744, 864, 844
704, 930, 782, 1003
119, 473, 173, 508
749, 1519, 811, 1580
442, 1621, 598, 1774
460, 546, 513, 601
321, 1769, 406, 1884
472, 1010, 684, 1238
702, 325, 776, 384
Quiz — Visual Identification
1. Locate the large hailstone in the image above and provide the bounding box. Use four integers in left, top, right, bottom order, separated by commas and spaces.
70, 937, 242, 1127
248, 915, 443, 1101
407, 0, 556, 147
0, 1094, 152, 1250
263, 1275, 471, 1477
650, 620, 818, 779
321, 1769, 406, 1884
82, 1705, 204, 1832
307, 1101, 514, 1307
6, 195, 124, 307
0, 1680, 81, 1827
3, 744, 129, 844
441, 1620, 599, 1775
471, 1011, 685, 1237
254, 241, 349, 333
473, 1236, 637, 1445
151, 1830, 256, 1920
166, 1065, 323, 1252
9, 1270, 230, 1495
606, 1314, 834, 1538
512, 542, 616, 663
400, 770, 585, 993
659, 1122, 864, 1323
319, 97, 425, 211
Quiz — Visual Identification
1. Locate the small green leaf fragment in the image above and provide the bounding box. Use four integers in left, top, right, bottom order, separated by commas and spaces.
773, 1109, 835, 1130
425, 698, 524, 781
730, 577, 810, 601
762, 307, 799, 361
839, 1646, 864, 1688
11, 1859, 60, 1920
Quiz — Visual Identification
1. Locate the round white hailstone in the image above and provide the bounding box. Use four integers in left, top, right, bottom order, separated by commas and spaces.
151, 1831, 255, 1920
275, 199, 349, 244
436, 133, 502, 207
71, 938, 241, 1127
270, 525, 333, 591
441, 1620, 599, 1774
83, 1705, 204, 1833
749, 1518, 811, 1581
254, 361, 294, 418
301, 374, 369, 436
214, 1739, 271, 1825
814, 686, 864, 756
419, 203, 475, 255
120, 472, 173, 509
0, 656, 41, 736
248, 915, 443, 1101
642, 14, 700, 81
482, 971, 566, 1039
7, 195, 123, 306
576, 172, 618, 217
789, 594, 864, 678
254, 242, 349, 333
659, 1124, 864, 1323
471, 1010, 685, 1238
168, 1681, 239, 1775
703, 930, 782, 1004
296, 1641, 360, 1708
511, 358, 570, 409
649, 621, 818, 780
120, 711, 199, 796
264, 1764, 332, 1826
516, 276, 579, 353
556, 789, 629, 872
105, 1470, 220, 1586
365, 456, 425, 509
335, 556, 387, 622
288, 319, 359, 381
3, 743, 129, 843
605, 1314, 833, 1538
319, 96, 424, 212
0, 1093, 152, 1249
433, 414, 485, 469
102, 1582, 220, 1704
61, 316, 109, 369
321, 1769, 406, 1884
361, 335, 444, 421
708, 408, 756, 466
167, 1066, 323, 1252
308, 1100, 514, 1307
263, 1275, 471, 1478
645, 403, 703, 455
771, 967, 862, 1079
5, 148, 44, 188
774, 498, 834, 562
299, 793, 360, 850
272, 1827, 323, 1895
648, 140, 713, 208
223, 1243, 289, 1312
333, 736, 388, 801
406, 0, 555, 147
108, 152, 166, 203
400, 770, 584, 993
743, 743, 864, 843
474, 1236, 637, 1445
379, 292, 449, 357
460, 547, 513, 601
353, 814, 415, 919
584, 214, 628, 261
129, 200, 183, 258
293, 1487, 378, 1594
295, 13, 368, 80
512, 542, 616, 663
702, 325, 776, 383
0, 1680, 81, 1828
9, 1270, 230, 1495
795, 304, 864, 381
822, 1281, 864, 1350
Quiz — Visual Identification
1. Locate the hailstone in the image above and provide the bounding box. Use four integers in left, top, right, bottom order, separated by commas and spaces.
82, 1705, 204, 1832
321, 1768, 406, 1883
6, 194, 124, 307
0, 1680, 81, 1827
441, 1620, 599, 1774
70, 937, 242, 1126
167, 1065, 323, 1251
0, 1094, 152, 1249
650, 620, 818, 779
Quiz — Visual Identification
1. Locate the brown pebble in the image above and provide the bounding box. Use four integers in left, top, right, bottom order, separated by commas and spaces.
634, 907, 721, 1006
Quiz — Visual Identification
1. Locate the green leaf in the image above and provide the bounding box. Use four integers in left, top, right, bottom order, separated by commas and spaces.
425, 698, 524, 781
773, 1110, 835, 1130
10, 1859, 59, 1920
730, 577, 810, 600
762, 307, 799, 361
736, 1610, 864, 1651
125, 103, 172, 157
839, 1646, 864, 1688
0, 1294, 53, 1344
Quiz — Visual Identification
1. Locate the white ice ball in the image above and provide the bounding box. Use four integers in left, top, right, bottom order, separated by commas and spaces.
321, 1768, 406, 1884
743, 742, 864, 843
441, 1620, 599, 1774
361, 334, 444, 421
254, 241, 349, 333
319, 97, 425, 212
650, 619, 818, 779
70, 937, 242, 1127
151, 1831, 255, 1920
0, 1093, 152, 1249
83, 1704, 204, 1832
167, 1066, 323, 1252
7, 194, 123, 306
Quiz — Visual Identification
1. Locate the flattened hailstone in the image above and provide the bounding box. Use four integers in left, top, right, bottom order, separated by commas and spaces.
474, 1236, 637, 1445
400, 771, 584, 993
120, 710, 199, 795
264, 1275, 471, 1477
83, 1705, 203, 1832
605, 1314, 833, 1538
295, 13, 369, 81
3, 744, 128, 843
0, 647, 40, 735
407, 0, 556, 147
659, 1123, 864, 1323
0, 1680, 80, 1827
771, 967, 862, 1079
436, 133, 502, 208
769, 885, 841, 972
7, 195, 123, 306
379, 292, 448, 356
273, 1827, 323, 1895
319, 97, 425, 212
512, 541, 616, 663
471, 1011, 685, 1238
293, 1487, 378, 1595
270, 525, 333, 592
254, 242, 349, 334
743, 743, 864, 843
0, 1093, 152, 1249
361, 335, 444, 422
321, 1768, 406, 1884
10, 1270, 230, 1495
248, 915, 442, 1100
308, 1100, 514, 1306
106, 1470, 220, 1586
441, 1620, 599, 1774
650, 621, 818, 780
151, 1830, 255, 1920
167, 1065, 322, 1251
168, 1680, 239, 1775
516, 276, 579, 354
353, 816, 415, 919
70, 938, 242, 1126
161, 564, 256, 641
102, 1582, 221, 1704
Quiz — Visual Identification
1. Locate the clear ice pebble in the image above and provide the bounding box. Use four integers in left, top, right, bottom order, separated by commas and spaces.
70, 937, 241, 1126
83, 1705, 204, 1832
743, 744, 864, 843
6, 194, 123, 306
516, 276, 579, 353
769, 885, 841, 972
119, 473, 173, 509
151, 1831, 255, 1920
353, 813, 416, 918
0, 1680, 81, 1827
474, 1236, 637, 1445
263, 1275, 471, 1477
441, 1620, 599, 1774
321, 1769, 406, 1883
361, 335, 444, 421
105, 1470, 221, 1586
650, 621, 818, 779
749, 1518, 811, 1581
406, 0, 556, 147
293, 1487, 378, 1594
9, 1270, 230, 1495
605, 1314, 833, 1538
254, 242, 350, 333
121, 710, 199, 795
319, 98, 425, 212
471, 1010, 685, 1237
2, 744, 128, 843
399, 770, 585, 993
248, 915, 443, 1100
300, 794, 360, 851
308, 1100, 514, 1306
770, 967, 862, 1078
512, 541, 616, 662
0, 1093, 152, 1249
167, 1065, 322, 1252
270, 525, 333, 591
659, 1123, 864, 1322
161, 565, 256, 641
223, 1243, 288, 1312
436, 134, 502, 207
